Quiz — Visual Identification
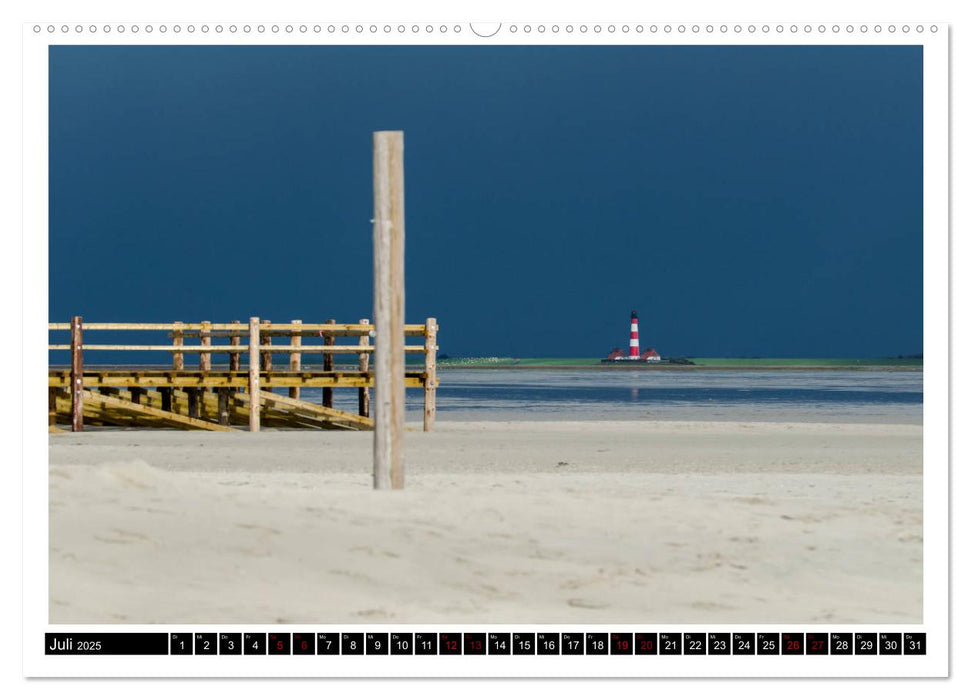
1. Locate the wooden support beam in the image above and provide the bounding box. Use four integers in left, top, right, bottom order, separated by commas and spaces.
358, 317, 371, 418
372, 130, 406, 489
217, 388, 230, 426
172, 321, 184, 370
322, 317, 335, 408
160, 387, 172, 412
48, 369, 427, 389
423, 317, 437, 432
70, 315, 83, 432
78, 390, 234, 431
257, 391, 374, 430
289, 319, 301, 399
229, 320, 241, 372
199, 320, 211, 371
249, 317, 260, 432
187, 388, 200, 419
261, 319, 273, 373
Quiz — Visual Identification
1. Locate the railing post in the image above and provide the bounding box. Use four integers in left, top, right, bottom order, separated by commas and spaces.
323, 317, 335, 408
358, 318, 371, 418
198, 320, 211, 421
249, 317, 260, 432
289, 319, 302, 400
372, 130, 405, 490
229, 320, 241, 373
172, 321, 184, 371
423, 317, 437, 432
261, 319, 273, 372
200, 320, 211, 372
229, 319, 241, 409
70, 315, 83, 432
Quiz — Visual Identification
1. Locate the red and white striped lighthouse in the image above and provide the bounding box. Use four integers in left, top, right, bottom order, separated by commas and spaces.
629, 310, 640, 359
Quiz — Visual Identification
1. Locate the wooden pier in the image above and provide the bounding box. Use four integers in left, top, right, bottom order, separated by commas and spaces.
49, 317, 439, 433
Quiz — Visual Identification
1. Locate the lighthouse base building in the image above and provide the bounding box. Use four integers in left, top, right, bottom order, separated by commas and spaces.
602, 310, 663, 363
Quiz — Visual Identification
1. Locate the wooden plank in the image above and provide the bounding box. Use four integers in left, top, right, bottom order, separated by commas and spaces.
289, 320, 301, 399
323, 317, 335, 408
358, 317, 371, 417
48, 370, 427, 389
423, 317, 437, 432
78, 390, 234, 431
256, 391, 374, 430
249, 317, 260, 432
372, 130, 406, 489
70, 315, 83, 432
51, 344, 423, 353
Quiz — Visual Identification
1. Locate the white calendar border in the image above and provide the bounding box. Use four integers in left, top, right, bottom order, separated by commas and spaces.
20, 13, 949, 681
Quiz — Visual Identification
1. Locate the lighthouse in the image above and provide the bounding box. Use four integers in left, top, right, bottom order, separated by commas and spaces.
629, 310, 640, 360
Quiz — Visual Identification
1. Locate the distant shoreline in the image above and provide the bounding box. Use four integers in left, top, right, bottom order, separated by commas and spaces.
437, 358, 923, 371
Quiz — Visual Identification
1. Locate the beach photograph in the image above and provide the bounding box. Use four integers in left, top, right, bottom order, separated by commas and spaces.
47, 44, 923, 625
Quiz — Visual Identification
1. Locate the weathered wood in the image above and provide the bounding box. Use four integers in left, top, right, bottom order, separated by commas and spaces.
229, 320, 241, 372
173, 321, 185, 370
49, 343, 421, 353
261, 319, 273, 372
322, 317, 335, 408
257, 391, 374, 430
78, 390, 234, 431
200, 320, 211, 371
70, 315, 83, 432
48, 369, 427, 389
51, 322, 425, 334
160, 387, 172, 412
187, 388, 200, 419
130, 387, 143, 405
217, 388, 230, 425
423, 317, 437, 432
358, 317, 371, 417
249, 317, 260, 432
48, 388, 56, 427
289, 319, 302, 399
372, 130, 406, 490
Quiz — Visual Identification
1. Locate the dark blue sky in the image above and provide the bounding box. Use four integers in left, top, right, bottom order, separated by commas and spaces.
49, 46, 922, 357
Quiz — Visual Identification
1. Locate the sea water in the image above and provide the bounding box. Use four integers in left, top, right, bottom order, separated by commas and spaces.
302, 369, 922, 424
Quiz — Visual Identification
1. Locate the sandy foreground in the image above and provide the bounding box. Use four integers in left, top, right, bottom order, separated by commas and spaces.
48, 420, 922, 624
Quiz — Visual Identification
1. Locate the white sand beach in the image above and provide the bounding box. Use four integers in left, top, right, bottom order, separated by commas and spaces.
48, 420, 922, 624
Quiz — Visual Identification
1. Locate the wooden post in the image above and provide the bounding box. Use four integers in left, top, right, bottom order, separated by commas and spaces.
423, 317, 437, 432
130, 387, 143, 405
70, 315, 83, 432
260, 319, 272, 409
187, 389, 200, 419
229, 320, 241, 373
372, 130, 406, 490
358, 317, 371, 417
198, 320, 211, 420
217, 388, 230, 426
199, 320, 211, 372
172, 321, 184, 370
48, 389, 56, 428
249, 317, 260, 432
289, 319, 302, 399
322, 317, 335, 408
160, 387, 172, 412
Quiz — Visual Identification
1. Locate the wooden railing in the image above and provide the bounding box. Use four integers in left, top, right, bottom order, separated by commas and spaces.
49, 316, 439, 433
